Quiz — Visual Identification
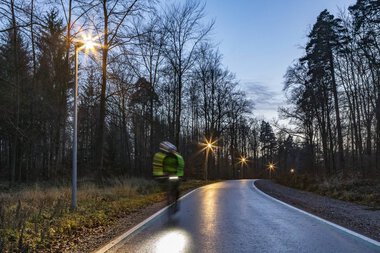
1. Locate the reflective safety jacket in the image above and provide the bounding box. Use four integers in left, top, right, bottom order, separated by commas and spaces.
153, 152, 184, 177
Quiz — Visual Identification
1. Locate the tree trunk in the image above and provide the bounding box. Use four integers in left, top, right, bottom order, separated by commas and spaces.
329, 50, 345, 176
96, 3, 109, 172
175, 71, 182, 148
10, 0, 20, 185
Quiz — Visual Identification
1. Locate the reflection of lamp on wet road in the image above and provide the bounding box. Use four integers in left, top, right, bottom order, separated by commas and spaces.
200, 137, 217, 181
267, 162, 275, 179
72, 32, 101, 210
155, 229, 189, 253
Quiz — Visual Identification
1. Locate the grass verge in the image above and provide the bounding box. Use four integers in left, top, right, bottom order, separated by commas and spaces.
0, 178, 215, 252
275, 174, 380, 208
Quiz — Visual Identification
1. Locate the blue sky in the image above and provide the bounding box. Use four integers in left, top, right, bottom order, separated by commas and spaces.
203, 0, 356, 121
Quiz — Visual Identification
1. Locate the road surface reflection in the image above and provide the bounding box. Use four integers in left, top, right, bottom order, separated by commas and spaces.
154, 228, 190, 253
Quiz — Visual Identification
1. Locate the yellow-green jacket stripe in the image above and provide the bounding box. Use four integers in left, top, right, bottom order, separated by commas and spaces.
153, 152, 184, 177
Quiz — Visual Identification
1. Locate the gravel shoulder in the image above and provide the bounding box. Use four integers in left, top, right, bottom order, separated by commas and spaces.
255, 179, 380, 242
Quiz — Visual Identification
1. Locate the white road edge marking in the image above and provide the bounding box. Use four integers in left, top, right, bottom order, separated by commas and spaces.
252, 179, 380, 247
93, 184, 208, 253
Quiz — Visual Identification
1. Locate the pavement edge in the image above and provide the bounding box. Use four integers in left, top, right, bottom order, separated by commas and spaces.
92, 183, 211, 253
252, 179, 380, 247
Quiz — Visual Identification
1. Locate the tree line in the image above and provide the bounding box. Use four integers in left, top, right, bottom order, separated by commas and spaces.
2, 0, 377, 185
0, 0, 259, 184
282, 0, 380, 179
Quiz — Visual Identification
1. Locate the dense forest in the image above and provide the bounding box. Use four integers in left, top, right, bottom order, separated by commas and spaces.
282, 0, 380, 180
0, 0, 379, 185
0, 0, 257, 184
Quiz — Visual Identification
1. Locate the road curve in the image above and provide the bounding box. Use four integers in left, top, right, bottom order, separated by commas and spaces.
102, 180, 380, 253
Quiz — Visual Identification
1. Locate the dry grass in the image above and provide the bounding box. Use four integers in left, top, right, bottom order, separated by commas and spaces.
0, 178, 160, 252
315, 178, 380, 207
0, 177, 210, 252
276, 175, 380, 208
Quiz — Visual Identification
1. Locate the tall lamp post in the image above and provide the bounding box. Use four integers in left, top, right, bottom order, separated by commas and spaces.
72, 34, 100, 210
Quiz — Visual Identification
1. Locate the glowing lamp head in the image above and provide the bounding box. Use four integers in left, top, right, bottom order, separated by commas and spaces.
75, 31, 101, 55
200, 137, 217, 153
239, 156, 248, 166
83, 39, 95, 50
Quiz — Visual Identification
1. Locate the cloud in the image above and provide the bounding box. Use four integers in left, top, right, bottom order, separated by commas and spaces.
240, 81, 284, 112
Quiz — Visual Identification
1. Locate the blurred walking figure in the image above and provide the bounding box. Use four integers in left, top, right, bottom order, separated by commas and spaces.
153, 141, 184, 214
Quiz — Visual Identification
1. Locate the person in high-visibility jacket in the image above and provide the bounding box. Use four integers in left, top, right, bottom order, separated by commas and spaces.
153, 141, 184, 212
153, 141, 184, 178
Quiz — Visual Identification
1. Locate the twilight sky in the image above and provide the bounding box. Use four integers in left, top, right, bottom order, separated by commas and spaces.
203, 0, 356, 121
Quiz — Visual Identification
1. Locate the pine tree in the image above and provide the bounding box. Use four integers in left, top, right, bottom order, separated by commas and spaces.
0, 27, 31, 183
259, 121, 276, 165
302, 10, 347, 175
34, 9, 68, 180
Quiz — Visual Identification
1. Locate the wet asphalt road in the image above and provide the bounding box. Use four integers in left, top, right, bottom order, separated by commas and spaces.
108, 180, 380, 253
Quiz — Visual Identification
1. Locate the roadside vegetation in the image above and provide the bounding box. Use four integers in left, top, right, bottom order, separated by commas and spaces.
275, 175, 380, 209
0, 178, 211, 252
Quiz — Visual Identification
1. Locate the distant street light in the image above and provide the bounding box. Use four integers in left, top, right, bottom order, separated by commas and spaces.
239, 156, 248, 166
200, 137, 217, 181
290, 168, 296, 185
239, 156, 248, 178
267, 162, 275, 179
72, 32, 100, 210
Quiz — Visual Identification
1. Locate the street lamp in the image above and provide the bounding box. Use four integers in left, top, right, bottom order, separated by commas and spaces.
72, 32, 100, 210
239, 156, 248, 166
239, 156, 248, 178
200, 137, 217, 181
267, 162, 275, 179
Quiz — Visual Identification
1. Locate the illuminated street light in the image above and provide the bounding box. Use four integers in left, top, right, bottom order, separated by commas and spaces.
267, 162, 275, 179
239, 156, 248, 166
72, 32, 100, 210
201, 137, 217, 153
238, 156, 248, 178
200, 137, 217, 181
290, 168, 296, 185
76, 32, 101, 55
